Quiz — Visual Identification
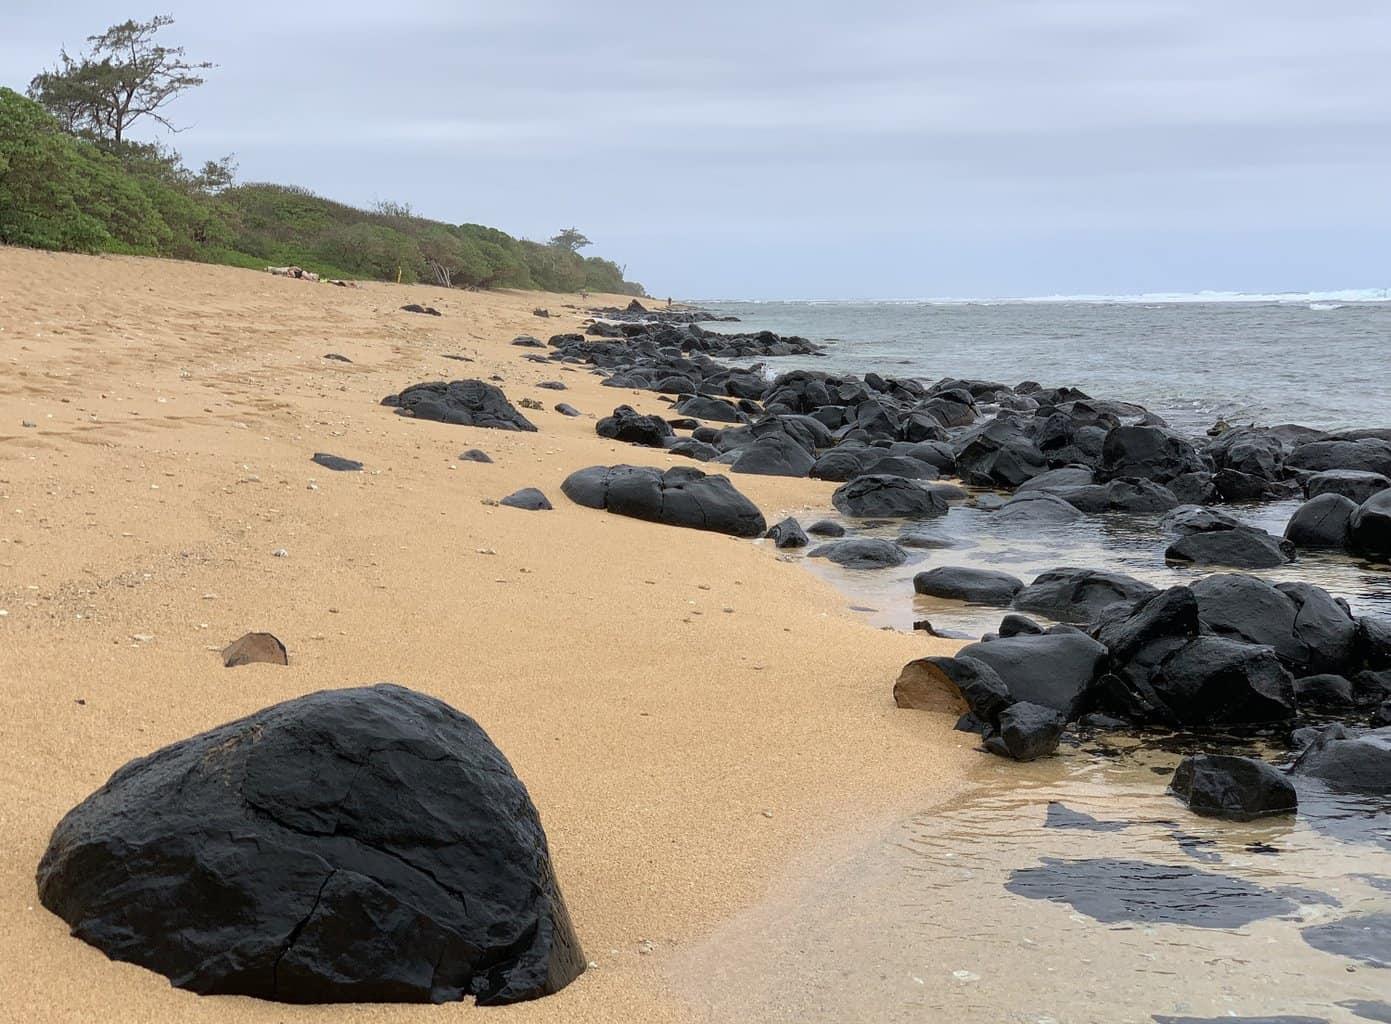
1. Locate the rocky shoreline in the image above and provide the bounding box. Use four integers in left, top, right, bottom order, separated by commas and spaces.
467, 303, 1391, 814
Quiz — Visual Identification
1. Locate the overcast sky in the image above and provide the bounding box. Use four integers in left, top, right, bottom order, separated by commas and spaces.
5, 1, 1389, 298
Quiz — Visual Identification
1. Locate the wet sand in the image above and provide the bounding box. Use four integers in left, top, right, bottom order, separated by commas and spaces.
0, 247, 973, 1023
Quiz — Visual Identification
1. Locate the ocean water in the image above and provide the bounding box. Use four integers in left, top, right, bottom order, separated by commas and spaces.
699, 296, 1391, 434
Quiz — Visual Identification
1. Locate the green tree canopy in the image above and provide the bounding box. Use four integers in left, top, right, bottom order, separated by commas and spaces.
548, 227, 592, 253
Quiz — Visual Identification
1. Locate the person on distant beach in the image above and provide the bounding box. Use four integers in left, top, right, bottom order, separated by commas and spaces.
666, 296, 673, 308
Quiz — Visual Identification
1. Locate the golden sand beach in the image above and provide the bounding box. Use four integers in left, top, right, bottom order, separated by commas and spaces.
0, 246, 972, 1023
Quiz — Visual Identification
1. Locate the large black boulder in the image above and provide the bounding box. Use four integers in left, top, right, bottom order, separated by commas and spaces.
1305, 468, 1391, 505
386, 380, 537, 431
561, 464, 766, 538
675, 394, 746, 423
914, 567, 1024, 606
595, 405, 674, 448
956, 632, 1108, 719
1168, 754, 1297, 820
1147, 636, 1297, 726
1191, 574, 1358, 677
1349, 489, 1391, 560
953, 417, 1047, 488
725, 434, 816, 477
1286, 438, 1391, 478
1012, 568, 1159, 625
831, 475, 949, 518
1291, 726, 1390, 794
1165, 527, 1295, 569
35, 685, 585, 1004
1099, 425, 1205, 484
1283, 493, 1357, 549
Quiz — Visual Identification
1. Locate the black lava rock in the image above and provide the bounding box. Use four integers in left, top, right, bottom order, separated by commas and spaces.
1291, 726, 1390, 794
1305, 468, 1391, 505
499, 487, 553, 511
982, 701, 1065, 761
1169, 753, 1297, 820
595, 405, 674, 448
956, 632, 1108, 719
400, 303, 441, 316
1349, 489, 1391, 560
1148, 636, 1297, 726
35, 685, 585, 1005
387, 380, 537, 431
765, 517, 810, 549
806, 520, 846, 538
808, 538, 909, 569
914, 566, 1024, 607
459, 449, 493, 463
311, 453, 364, 472
1012, 568, 1158, 625
561, 464, 766, 538
1284, 493, 1357, 549
1165, 527, 1295, 569
831, 475, 949, 518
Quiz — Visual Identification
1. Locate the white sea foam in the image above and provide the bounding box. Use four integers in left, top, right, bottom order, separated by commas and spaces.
701, 287, 1391, 306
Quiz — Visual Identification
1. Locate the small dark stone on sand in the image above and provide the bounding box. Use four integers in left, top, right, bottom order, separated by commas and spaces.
323, 353, 352, 362
511, 336, 546, 348
311, 453, 364, 472
459, 449, 493, 463
400, 303, 441, 316
555, 403, 581, 417
221, 631, 288, 667
499, 488, 553, 511
537, 381, 566, 390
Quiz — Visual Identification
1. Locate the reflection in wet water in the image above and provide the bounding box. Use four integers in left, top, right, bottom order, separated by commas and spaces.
677, 742, 1390, 1024
775, 492, 1391, 639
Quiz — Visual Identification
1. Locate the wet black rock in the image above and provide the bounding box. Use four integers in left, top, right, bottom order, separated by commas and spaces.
1148, 636, 1297, 726
1099, 425, 1206, 484
765, 517, 809, 549
831, 475, 949, 518
499, 488, 553, 511
1192, 574, 1358, 677
1294, 673, 1355, 710
595, 405, 674, 448
1013, 568, 1159, 625
994, 491, 1084, 523
1349, 489, 1391, 560
400, 303, 441, 316
1286, 438, 1391, 478
1291, 726, 1390, 794
807, 519, 845, 538
1360, 616, 1391, 670
809, 538, 908, 569
1283, 493, 1357, 549
894, 654, 1012, 721
999, 613, 1044, 637
1161, 505, 1247, 535
914, 566, 1024, 606
561, 464, 766, 538
953, 417, 1047, 488
311, 453, 364, 472
1165, 526, 1295, 569
459, 449, 493, 463
1300, 913, 1391, 968
1305, 468, 1391, 505
387, 380, 537, 432
35, 685, 585, 1004
1168, 753, 1297, 820
1169, 471, 1218, 505
956, 631, 1108, 719
982, 701, 1064, 761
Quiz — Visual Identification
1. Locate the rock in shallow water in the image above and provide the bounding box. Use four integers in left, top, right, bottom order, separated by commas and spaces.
809, 538, 908, 569
913, 566, 1023, 606
35, 684, 585, 1004
831, 474, 949, 518
1168, 753, 1297, 820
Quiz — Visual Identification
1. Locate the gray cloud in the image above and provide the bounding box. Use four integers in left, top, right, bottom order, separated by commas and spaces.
5, 0, 1389, 296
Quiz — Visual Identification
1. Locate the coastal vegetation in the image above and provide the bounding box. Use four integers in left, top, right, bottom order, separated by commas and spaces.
1, 17, 644, 295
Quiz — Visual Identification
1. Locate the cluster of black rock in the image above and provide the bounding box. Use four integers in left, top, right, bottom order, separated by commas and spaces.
896, 573, 1390, 814
585, 298, 741, 324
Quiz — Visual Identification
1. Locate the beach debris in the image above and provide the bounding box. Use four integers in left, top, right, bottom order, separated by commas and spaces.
21, 420, 37, 428
266, 265, 318, 281
322, 353, 352, 363
221, 631, 288, 668
131, 633, 155, 643
400, 303, 441, 316
311, 453, 364, 472
35, 685, 587, 1004
383, 380, 537, 432
272, 548, 289, 558
499, 488, 553, 511
562, 465, 766, 538
532, 308, 551, 318
519, 398, 544, 411
459, 449, 493, 463
441, 353, 474, 362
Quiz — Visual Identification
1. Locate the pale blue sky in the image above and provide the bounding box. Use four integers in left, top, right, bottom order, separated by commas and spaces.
5, 1, 1389, 298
